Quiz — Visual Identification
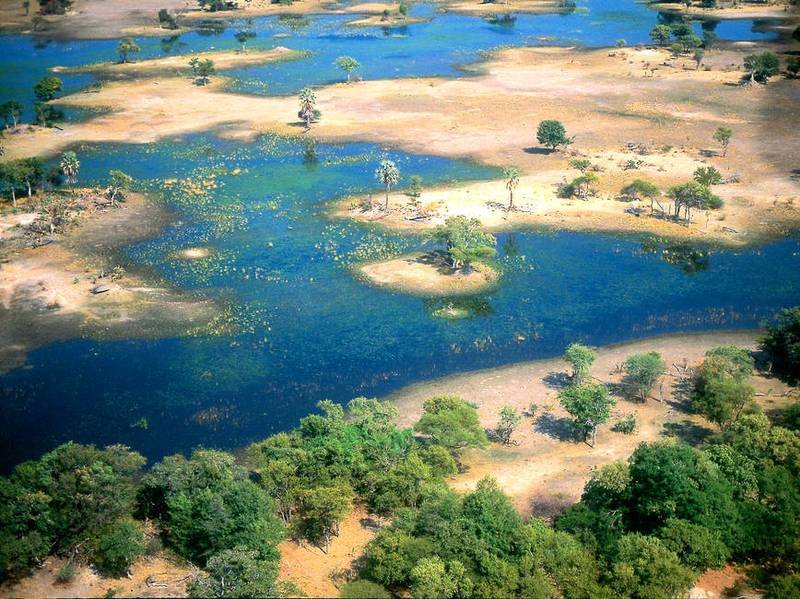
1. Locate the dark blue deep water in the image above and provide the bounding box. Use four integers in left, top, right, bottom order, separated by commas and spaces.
0, 0, 796, 470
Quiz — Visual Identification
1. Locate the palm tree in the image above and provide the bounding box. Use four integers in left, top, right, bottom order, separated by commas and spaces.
503, 166, 520, 211
298, 87, 319, 129
375, 159, 400, 210
60, 151, 79, 195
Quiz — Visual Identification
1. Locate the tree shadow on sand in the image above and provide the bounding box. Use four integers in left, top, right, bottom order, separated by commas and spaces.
542, 371, 572, 390
661, 420, 713, 445
534, 412, 576, 442
523, 147, 556, 155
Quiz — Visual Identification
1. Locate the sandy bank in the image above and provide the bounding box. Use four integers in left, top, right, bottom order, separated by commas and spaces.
440, 0, 565, 16
52, 47, 307, 78
651, 0, 797, 21
0, 191, 215, 374
358, 251, 499, 296
4, 44, 799, 245
388, 329, 796, 515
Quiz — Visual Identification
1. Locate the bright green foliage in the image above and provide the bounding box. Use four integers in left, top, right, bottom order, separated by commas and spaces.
693, 165, 722, 187
564, 342, 596, 384
60, 151, 79, 192
649, 24, 671, 46
340, 580, 392, 598
743, 51, 780, 83
494, 405, 521, 445
559, 383, 615, 446
33, 76, 62, 102
91, 517, 146, 577
347, 396, 397, 433
569, 158, 592, 172
536, 119, 573, 150
297, 86, 320, 128
620, 179, 659, 208
656, 518, 729, 569
668, 180, 722, 223
692, 347, 755, 430
139, 450, 284, 565
0, 442, 145, 579
502, 166, 520, 210
765, 574, 800, 599
761, 306, 800, 382
187, 547, 280, 598
713, 126, 732, 156
413, 395, 487, 450
407, 174, 423, 199
292, 484, 353, 550
108, 169, 133, 203
375, 159, 400, 209
117, 38, 140, 63
432, 216, 496, 270
334, 55, 360, 82
623, 352, 666, 401
0, 100, 22, 128
410, 557, 472, 599
418, 445, 458, 477
610, 534, 695, 599
189, 57, 215, 85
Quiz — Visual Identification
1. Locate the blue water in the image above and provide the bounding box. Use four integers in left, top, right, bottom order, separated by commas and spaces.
0, 0, 779, 118
0, 1, 795, 470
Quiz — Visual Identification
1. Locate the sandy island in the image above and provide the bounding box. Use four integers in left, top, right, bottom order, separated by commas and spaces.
52, 47, 308, 78
4, 43, 799, 246
358, 250, 499, 296
0, 191, 216, 374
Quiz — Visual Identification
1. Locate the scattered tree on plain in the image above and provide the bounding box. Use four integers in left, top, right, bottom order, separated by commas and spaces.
559, 382, 615, 446
335, 55, 360, 83
564, 342, 596, 384
432, 215, 497, 270
536, 119, 573, 151
502, 166, 520, 210
374, 159, 400, 210
713, 126, 732, 157
623, 352, 666, 402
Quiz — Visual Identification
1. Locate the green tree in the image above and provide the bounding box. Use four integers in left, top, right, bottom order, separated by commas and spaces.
188, 57, 215, 85
414, 395, 487, 451
20, 157, 45, 197
559, 383, 615, 446
0, 100, 22, 128
761, 306, 800, 381
621, 179, 660, 213
494, 405, 521, 445
292, 484, 352, 551
108, 169, 133, 204
432, 215, 497, 270
59, 150, 79, 195
668, 180, 721, 224
187, 547, 281, 598
692, 350, 755, 430
410, 557, 472, 599
656, 518, 729, 570
564, 342, 596, 384
117, 38, 140, 63
713, 126, 732, 157
693, 165, 722, 187
569, 158, 592, 173
91, 516, 146, 577
33, 76, 62, 125
650, 24, 672, 46
335, 55, 360, 83
340, 580, 391, 598
743, 51, 780, 84
374, 159, 400, 210
407, 174, 423, 199
139, 450, 284, 565
0, 161, 25, 207
502, 166, 520, 210
297, 86, 319, 129
610, 534, 695, 599
234, 28, 255, 52
693, 47, 704, 69
623, 352, 666, 402
537, 119, 573, 151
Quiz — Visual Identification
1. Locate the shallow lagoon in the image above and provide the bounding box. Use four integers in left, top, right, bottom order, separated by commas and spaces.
1, 133, 799, 470
0, 1, 797, 470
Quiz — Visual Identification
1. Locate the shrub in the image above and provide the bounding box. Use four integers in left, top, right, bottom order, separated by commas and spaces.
55, 561, 75, 583
612, 415, 636, 434
339, 580, 391, 598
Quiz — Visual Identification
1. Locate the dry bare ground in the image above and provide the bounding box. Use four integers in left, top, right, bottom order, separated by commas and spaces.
3, 43, 799, 244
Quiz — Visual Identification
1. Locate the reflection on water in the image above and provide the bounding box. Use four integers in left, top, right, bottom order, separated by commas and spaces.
0, 133, 798, 471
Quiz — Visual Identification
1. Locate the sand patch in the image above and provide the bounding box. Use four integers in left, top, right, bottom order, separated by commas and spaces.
358, 251, 499, 296
388, 330, 797, 516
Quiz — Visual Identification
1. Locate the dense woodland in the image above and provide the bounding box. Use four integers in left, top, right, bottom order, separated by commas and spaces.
0, 307, 798, 597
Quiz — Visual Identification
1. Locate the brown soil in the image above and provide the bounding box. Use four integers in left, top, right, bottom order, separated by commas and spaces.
52, 47, 307, 78
278, 505, 383, 598
358, 251, 499, 296
389, 329, 796, 516
0, 555, 195, 598
0, 192, 215, 373
656, 0, 795, 21
5, 44, 799, 245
